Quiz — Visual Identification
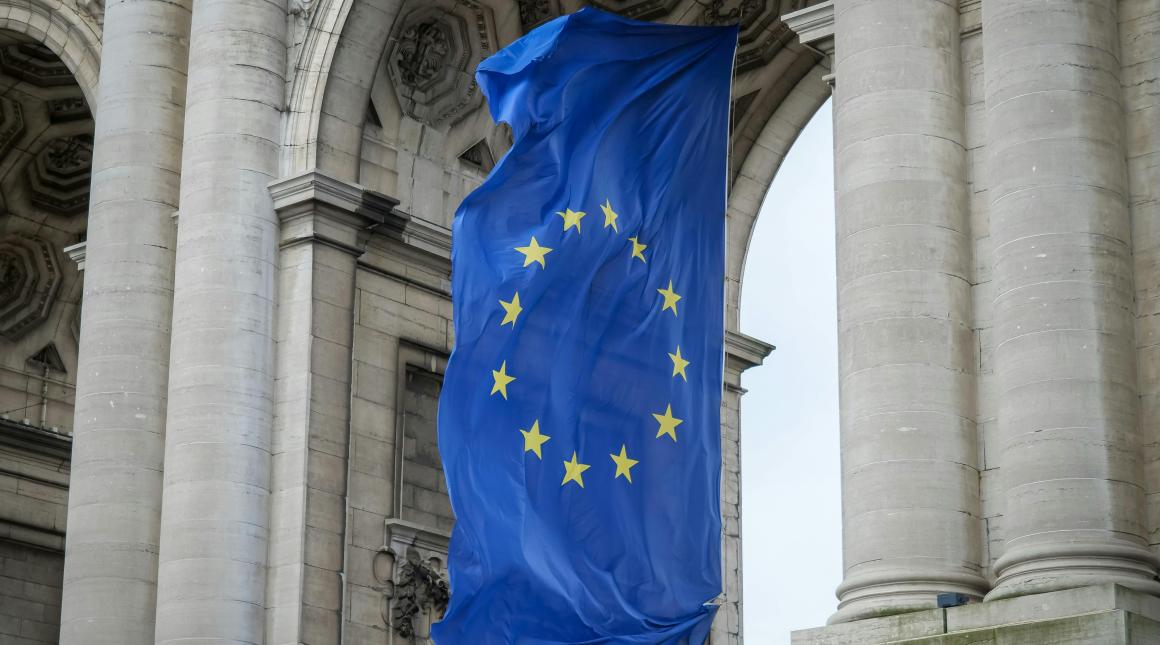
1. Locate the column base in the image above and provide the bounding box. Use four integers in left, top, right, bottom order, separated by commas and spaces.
795, 584, 1160, 645
987, 542, 1160, 601
830, 570, 988, 624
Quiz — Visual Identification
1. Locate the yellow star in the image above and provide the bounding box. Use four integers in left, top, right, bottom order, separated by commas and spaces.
561, 451, 590, 488
628, 236, 647, 263
499, 292, 522, 327
610, 444, 639, 483
653, 404, 683, 441
557, 208, 587, 233
520, 419, 551, 459
515, 236, 553, 268
668, 345, 690, 381
600, 199, 619, 233
490, 361, 516, 399
657, 280, 681, 316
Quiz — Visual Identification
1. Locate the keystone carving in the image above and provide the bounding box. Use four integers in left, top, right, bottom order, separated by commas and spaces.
27, 136, 92, 216
385, 1, 498, 127
0, 43, 73, 87
0, 235, 61, 341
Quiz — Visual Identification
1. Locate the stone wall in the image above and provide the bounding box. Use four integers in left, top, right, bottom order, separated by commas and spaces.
0, 540, 62, 645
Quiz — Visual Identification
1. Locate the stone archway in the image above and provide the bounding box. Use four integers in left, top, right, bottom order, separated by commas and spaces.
0, 19, 96, 644
284, 2, 834, 643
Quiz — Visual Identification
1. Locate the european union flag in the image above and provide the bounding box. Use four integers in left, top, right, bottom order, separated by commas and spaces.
434, 8, 737, 643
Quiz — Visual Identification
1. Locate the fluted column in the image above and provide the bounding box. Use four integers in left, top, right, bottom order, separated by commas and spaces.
830, 0, 986, 623
59, 1, 191, 643
985, 0, 1160, 599
153, 0, 286, 641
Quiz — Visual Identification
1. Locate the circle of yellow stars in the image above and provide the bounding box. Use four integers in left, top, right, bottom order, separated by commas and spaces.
489, 198, 692, 489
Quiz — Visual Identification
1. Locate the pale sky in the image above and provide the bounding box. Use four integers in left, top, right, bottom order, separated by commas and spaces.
739, 99, 841, 643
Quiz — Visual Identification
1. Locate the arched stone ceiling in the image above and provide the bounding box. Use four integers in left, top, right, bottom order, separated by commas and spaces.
288, 0, 832, 328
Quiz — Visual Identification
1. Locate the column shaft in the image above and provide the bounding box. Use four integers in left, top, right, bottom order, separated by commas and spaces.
59, 1, 191, 643
831, 0, 986, 623
985, 0, 1160, 598
153, 0, 287, 641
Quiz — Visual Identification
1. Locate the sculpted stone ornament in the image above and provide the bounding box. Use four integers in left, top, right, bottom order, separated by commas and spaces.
0, 234, 61, 341
376, 519, 452, 643
518, 0, 560, 31
27, 136, 93, 215
392, 549, 450, 639
385, 1, 498, 127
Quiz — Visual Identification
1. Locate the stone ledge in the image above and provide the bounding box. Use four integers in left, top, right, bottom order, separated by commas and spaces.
792, 584, 1160, 645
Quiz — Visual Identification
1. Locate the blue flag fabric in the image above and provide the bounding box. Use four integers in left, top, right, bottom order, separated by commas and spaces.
434, 9, 737, 644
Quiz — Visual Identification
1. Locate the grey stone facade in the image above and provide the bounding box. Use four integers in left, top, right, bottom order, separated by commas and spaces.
0, 0, 1153, 643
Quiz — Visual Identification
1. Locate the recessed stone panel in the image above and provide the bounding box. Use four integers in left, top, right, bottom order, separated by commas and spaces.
385, 0, 498, 127
26, 135, 93, 216
0, 234, 61, 341
0, 43, 75, 87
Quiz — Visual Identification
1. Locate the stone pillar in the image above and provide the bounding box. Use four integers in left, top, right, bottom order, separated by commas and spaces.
830, 0, 986, 623
59, 1, 191, 643
984, 0, 1160, 599
153, 0, 286, 641
264, 171, 394, 644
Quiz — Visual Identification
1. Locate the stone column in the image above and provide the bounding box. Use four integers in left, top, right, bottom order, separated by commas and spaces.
264, 171, 394, 644
830, 0, 986, 623
985, 0, 1160, 598
153, 0, 286, 641
59, 1, 191, 643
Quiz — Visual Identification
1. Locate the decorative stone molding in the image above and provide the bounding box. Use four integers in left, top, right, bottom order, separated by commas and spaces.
588, 0, 681, 20
385, 0, 498, 127
77, 0, 104, 24
0, 234, 61, 341
458, 138, 495, 172
518, 0, 561, 31
27, 135, 93, 216
270, 170, 399, 255
783, 0, 834, 57
375, 519, 452, 643
63, 241, 85, 272
0, 43, 75, 87
0, 95, 25, 161
46, 96, 89, 122
725, 329, 774, 378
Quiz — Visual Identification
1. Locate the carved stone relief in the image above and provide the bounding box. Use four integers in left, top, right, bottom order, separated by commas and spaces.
385, 1, 498, 128
27, 136, 93, 216
375, 519, 452, 643
518, 0, 561, 31
0, 43, 74, 87
0, 235, 61, 341
47, 96, 89, 122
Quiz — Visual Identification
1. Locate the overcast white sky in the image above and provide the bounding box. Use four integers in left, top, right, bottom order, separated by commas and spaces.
739, 98, 841, 643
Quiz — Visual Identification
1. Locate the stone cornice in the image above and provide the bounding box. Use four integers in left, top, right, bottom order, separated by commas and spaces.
0, 416, 72, 461
783, 1, 834, 57
725, 329, 775, 374
269, 170, 399, 254
64, 241, 85, 271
